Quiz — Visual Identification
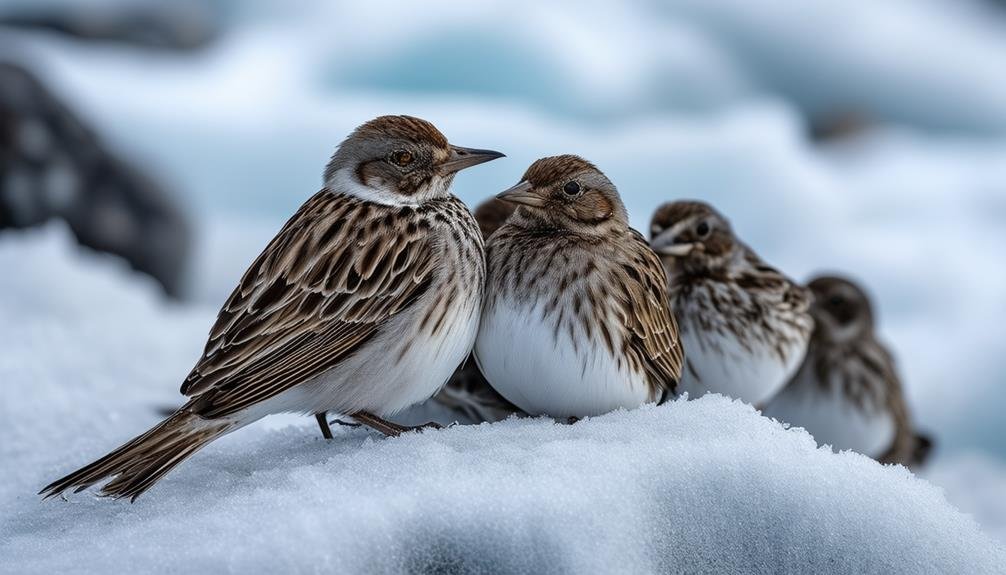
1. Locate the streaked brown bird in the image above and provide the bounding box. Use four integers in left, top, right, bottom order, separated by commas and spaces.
475, 155, 683, 417
649, 200, 813, 407
763, 275, 933, 467
41, 115, 503, 500
472, 197, 517, 239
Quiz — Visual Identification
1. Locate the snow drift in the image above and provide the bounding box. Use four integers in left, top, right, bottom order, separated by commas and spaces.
1, 227, 1003, 574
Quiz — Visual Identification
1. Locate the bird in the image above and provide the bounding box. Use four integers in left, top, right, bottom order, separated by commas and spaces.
762, 275, 933, 467
429, 197, 521, 424
474, 155, 683, 418
471, 197, 516, 238
649, 200, 813, 407
40, 115, 504, 500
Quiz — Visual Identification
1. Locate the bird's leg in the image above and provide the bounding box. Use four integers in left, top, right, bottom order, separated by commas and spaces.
351, 411, 443, 437
315, 412, 334, 439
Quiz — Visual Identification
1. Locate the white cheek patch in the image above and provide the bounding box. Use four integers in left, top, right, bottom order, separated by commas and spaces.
326, 167, 452, 207
668, 220, 697, 240
326, 167, 419, 206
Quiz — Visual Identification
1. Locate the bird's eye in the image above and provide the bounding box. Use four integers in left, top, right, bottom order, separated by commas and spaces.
563, 181, 581, 196
391, 150, 413, 167
828, 295, 844, 307
696, 222, 710, 237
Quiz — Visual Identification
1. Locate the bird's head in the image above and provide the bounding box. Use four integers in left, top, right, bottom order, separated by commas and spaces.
324, 115, 503, 206
495, 155, 628, 235
473, 197, 517, 239
807, 275, 875, 344
649, 200, 737, 273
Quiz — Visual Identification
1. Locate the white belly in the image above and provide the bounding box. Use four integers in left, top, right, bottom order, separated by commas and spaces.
680, 327, 804, 406
475, 298, 651, 418
270, 285, 482, 419
763, 371, 895, 458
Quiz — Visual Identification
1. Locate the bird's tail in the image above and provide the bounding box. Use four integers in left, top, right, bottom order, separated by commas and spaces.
911, 432, 935, 468
40, 410, 235, 502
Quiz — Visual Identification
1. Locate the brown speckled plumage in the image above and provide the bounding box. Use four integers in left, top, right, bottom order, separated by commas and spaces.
41, 115, 501, 500
486, 223, 681, 395
476, 156, 682, 416
183, 191, 484, 418
432, 196, 522, 423
650, 200, 813, 406
472, 197, 517, 239
773, 276, 932, 467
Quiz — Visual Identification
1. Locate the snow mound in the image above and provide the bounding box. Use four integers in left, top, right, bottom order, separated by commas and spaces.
1, 227, 1004, 574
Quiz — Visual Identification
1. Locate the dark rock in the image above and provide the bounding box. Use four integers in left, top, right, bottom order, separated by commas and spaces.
0, 62, 191, 298
807, 109, 873, 143
0, 3, 218, 51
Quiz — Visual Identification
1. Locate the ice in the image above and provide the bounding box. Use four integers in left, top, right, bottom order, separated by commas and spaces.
1, 227, 1004, 573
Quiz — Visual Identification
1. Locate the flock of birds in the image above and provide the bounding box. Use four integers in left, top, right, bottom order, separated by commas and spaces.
40, 115, 930, 502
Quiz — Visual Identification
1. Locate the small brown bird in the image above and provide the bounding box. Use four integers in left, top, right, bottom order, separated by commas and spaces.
763, 275, 933, 467
430, 197, 521, 423
475, 155, 683, 417
649, 201, 813, 406
41, 115, 503, 500
472, 197, 517, 238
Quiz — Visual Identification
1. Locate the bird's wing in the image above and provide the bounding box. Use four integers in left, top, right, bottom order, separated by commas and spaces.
181, 191, 435, 418
738, 247, 812, 314
617, 230, 685, 396
868, 342, 917, 465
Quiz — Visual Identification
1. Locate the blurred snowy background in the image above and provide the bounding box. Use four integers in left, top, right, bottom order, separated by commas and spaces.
2, 0, 1005, 572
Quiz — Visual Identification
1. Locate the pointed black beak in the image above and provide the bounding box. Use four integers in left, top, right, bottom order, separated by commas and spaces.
495, 181, 546, 208
439, 145, 505, 175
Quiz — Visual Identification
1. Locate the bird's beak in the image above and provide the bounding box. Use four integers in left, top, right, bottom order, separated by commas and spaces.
495, 181, 545, 208
439, 145, 505, 175
654, 243, 696, 257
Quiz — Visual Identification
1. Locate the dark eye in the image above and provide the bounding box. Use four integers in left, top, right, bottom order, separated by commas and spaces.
828, 295, 844, 307
391, 150, 413, 167
696, 222, 710, 237
563, 181, 581, 195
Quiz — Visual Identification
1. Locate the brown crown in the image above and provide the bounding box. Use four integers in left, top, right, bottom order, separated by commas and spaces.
521, 155, 600, 187
807, 275, 875, 320
352, 115, 449, 148
651, 200, 719, 229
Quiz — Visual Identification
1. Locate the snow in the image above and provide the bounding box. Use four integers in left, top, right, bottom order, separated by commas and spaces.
926, 453, 1006, 546
1, 227, 1004, 574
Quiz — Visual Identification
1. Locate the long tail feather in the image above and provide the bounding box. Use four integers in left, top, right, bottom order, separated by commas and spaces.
40, 411, 235, 502
911, 433, 935, 468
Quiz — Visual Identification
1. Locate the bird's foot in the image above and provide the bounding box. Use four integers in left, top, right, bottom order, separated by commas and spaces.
416, 421, 445, 432
315, 412, 334, 439
351, 412, 443, 437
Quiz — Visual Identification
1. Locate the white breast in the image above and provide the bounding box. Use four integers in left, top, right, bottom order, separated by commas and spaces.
763, 368, 895, 458
275, 278, 481, 419
475, 296, 651, 418
679, 325, 806, 406
272, 207, 484, 419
